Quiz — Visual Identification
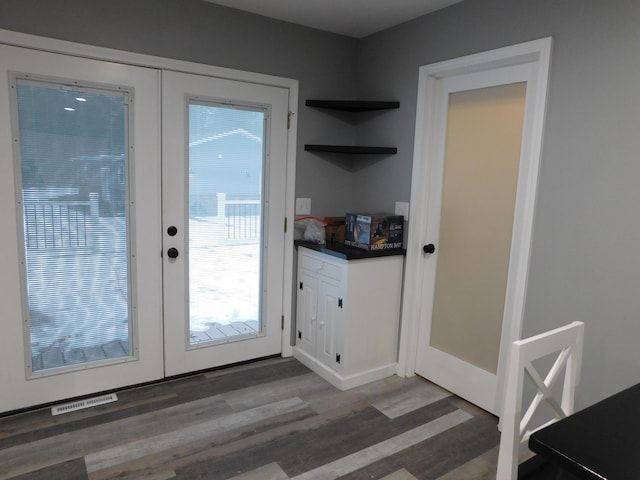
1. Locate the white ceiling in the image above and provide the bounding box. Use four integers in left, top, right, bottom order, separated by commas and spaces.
204, 0, 464, 38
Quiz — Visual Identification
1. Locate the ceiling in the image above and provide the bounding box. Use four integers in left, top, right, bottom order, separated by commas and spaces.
203, 0, 464, 38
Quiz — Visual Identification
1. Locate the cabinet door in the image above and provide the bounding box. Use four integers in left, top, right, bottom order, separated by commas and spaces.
296, 269, 318, 357
316, 278, 342, 370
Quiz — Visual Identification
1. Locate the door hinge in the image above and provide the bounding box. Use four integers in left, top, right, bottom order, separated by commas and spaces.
338, 298, 343, 308
298, 330, 302, 339
281, 315, 285, 330
284, 217, 288, 233
336, 353, 341, 364
299, 281, 303, 290
287, 111, 295, 129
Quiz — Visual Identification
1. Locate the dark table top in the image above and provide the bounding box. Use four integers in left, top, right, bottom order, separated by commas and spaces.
529, 383, 640, 479
295, 240, 405, 261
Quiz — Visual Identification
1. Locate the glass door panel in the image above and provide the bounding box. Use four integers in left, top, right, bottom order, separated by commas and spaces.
15, 78, 132, 374
430, 82, 525, 374
188, 103, 265, 345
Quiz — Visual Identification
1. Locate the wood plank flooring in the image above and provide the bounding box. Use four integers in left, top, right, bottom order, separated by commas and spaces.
0, 358, 500, 479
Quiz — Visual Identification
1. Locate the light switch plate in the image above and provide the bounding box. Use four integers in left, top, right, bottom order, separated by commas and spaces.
395, 201, 409, 219
296, 197, 311, 215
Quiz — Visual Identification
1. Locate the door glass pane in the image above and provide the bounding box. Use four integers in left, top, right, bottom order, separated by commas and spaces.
188, 102, 265, 346
430, 82, 526, 374
15, 78, 131, 373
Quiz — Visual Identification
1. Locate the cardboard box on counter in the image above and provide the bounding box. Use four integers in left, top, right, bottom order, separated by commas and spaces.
344, 213, 403, 251
324, 216, 345, 245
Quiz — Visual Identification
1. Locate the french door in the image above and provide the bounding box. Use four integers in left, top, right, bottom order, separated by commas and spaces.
0, 44, 164, 413
162, 71, 288, 376
0, 44, 289, 413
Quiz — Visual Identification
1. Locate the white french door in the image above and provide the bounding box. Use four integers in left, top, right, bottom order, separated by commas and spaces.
0, 43, 291, 414
162, 71, 288, 376
0, 44, 164, 413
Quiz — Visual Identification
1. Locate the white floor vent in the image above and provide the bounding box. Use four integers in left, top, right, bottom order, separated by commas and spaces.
51, 393, 118, 416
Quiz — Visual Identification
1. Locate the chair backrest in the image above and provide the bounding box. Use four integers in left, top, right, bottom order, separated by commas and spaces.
496, 321, 584, 479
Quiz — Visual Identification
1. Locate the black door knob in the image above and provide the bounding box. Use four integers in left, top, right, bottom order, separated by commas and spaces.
423, 244, 435, 254
167, 226, 178, 236
167, 247, 179, 258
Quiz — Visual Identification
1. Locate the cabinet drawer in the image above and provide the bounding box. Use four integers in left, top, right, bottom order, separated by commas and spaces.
299, 251, 342, 281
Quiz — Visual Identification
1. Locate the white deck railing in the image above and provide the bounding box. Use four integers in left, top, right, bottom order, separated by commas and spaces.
217, 193, 261, 241
22, 192, 261, 250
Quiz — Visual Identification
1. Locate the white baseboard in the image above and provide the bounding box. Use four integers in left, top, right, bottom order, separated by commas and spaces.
293, 347, 396, 390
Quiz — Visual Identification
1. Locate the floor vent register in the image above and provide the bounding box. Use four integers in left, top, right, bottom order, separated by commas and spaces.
51, 393, 118, 416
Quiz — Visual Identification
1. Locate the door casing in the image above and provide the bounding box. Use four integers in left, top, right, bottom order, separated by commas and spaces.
398, 38, 553, 416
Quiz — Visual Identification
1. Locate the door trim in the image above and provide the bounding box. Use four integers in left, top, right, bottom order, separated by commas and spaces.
398, 38, 552, 415
0, 28, 299, 359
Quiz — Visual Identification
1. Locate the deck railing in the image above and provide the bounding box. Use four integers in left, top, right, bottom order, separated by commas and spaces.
217, 193, 261, 241
23, 200, 92, 249
22, 193, 260, 249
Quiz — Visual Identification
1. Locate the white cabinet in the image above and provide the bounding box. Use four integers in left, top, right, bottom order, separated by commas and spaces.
293, 246, 404, 390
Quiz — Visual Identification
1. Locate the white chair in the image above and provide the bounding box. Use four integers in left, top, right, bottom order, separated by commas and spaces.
496, 321, 584, 479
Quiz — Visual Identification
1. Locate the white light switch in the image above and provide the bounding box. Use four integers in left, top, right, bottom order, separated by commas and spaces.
296, 197, 311, 215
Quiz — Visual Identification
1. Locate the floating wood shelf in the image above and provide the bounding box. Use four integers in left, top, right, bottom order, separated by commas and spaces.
305, 100, 400, 112
305, 99, 399, 157
304, 145, 397, 155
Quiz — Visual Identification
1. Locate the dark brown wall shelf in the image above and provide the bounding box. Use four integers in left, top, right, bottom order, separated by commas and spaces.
305, 145, 397, 155
305, 100, 399, 112
305, 99, 399, 156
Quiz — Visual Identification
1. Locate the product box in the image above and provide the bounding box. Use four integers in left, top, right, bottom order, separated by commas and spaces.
324, 216, 345, 245
344, 213, 404, 251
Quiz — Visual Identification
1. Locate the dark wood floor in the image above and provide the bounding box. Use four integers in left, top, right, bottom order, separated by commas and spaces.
0, 358, 501, 479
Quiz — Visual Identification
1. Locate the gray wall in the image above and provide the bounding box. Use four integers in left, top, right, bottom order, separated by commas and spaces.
356, 0, 640, 407
0, 0, 359, 216
2, 0, 640, 408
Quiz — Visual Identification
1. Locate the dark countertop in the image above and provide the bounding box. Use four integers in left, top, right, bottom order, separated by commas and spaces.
529, 382, 640, 479
295, 240, 405, 260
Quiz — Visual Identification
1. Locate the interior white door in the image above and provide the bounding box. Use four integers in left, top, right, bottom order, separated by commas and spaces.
412, 58, 547, 415
162, 71, 289, 376
0, 44, 163, 413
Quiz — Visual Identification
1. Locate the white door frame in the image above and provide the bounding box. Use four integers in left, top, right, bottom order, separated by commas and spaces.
398, 38, 552, 415
0, 29, 298, 358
